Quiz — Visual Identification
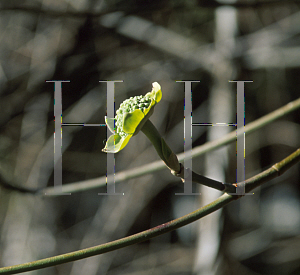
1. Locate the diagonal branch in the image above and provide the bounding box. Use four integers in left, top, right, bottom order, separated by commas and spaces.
0, 147, 299, 274
244, 148, 300, 193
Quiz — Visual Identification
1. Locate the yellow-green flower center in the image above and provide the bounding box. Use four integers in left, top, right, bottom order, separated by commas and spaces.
115, 95, 152, 138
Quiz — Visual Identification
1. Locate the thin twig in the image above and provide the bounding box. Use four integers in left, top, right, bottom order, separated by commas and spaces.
171, 164, 236, 193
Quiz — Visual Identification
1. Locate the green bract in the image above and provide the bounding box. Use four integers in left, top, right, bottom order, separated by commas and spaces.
102, 82, 162, 153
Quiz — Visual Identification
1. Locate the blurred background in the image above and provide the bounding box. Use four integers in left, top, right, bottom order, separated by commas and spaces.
0, 0, 300, 274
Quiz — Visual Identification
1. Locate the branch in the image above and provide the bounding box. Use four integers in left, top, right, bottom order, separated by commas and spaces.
0, 148, 299, 274
244, 148, 300, 193
41, 97, 300, 195
173, 165, 237, 193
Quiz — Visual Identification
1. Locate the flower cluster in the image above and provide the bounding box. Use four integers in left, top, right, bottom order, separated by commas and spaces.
115, 95, 152, 138
102, 82, 162, 153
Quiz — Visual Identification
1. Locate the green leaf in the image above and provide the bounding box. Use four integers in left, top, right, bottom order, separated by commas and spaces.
123, 109, 144, 134
102, 134, 132, 153
153, 83, 162, 103
116, 135, 132, 152
146, 82, 162, 103
105, 116, 116, 134
102, 134, 118, 153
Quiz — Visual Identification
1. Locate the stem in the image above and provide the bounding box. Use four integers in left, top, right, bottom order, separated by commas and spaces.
0, 148, 299, 274
141, 119, 166, 163
173, 164, 236, 193
141, 119, 181, 172
191, 171, 236, 193
141, 120, 228, 191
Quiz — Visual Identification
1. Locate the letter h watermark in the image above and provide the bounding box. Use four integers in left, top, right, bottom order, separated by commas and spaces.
47, 80, 123, 195
176, 80, 253, 195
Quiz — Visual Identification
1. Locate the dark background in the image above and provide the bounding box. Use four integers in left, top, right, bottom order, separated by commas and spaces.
0, 1, 300, 274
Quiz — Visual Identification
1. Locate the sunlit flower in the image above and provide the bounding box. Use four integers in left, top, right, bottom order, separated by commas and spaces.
102, 82, 162, 153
